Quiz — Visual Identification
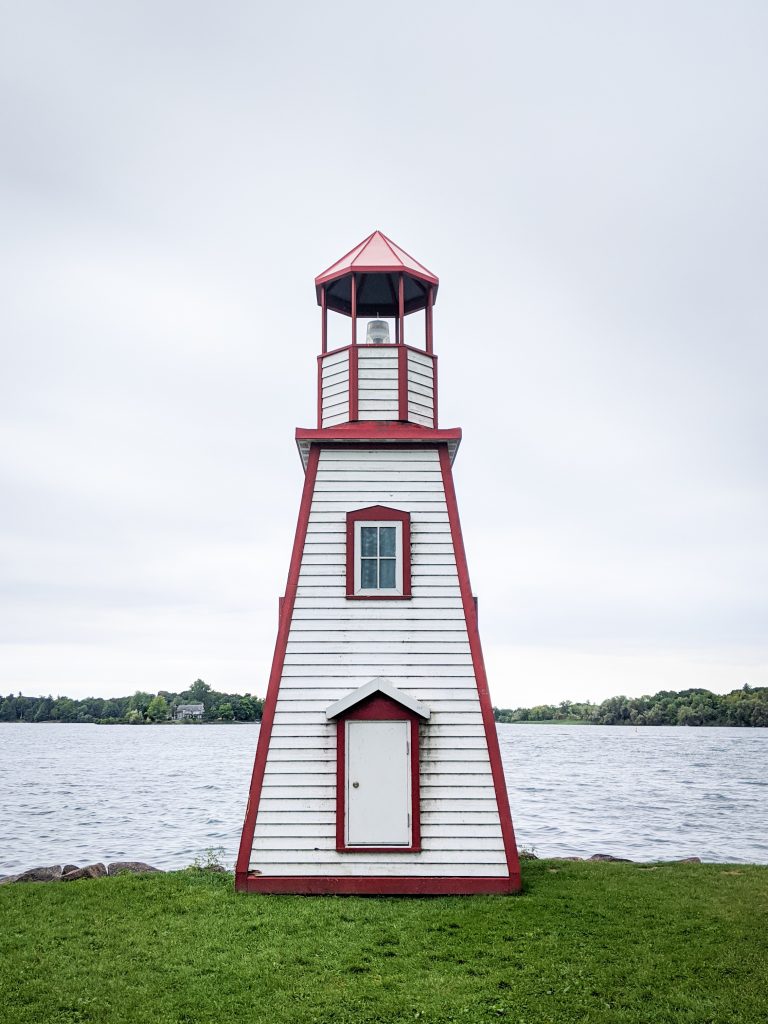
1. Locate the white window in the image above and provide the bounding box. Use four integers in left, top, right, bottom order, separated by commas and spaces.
353, 520, 404, 596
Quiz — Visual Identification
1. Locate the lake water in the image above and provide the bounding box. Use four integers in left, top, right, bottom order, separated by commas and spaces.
1, 723, 766, 873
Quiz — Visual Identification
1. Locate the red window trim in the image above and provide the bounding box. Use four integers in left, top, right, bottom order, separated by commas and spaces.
335, 693, 421, 853
345, 505, 411, 599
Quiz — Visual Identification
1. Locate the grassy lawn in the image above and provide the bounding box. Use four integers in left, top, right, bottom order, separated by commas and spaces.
1, 860, 766, 1024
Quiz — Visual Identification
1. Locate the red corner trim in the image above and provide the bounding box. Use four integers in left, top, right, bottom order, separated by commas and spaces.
335, 695, 421, 853
237, 875, 520, 895
345, 505, 411, 598
349, 344, 358, 422
438, 445, 521, 881
398, 344, 408, 420
235, 444, 321, 885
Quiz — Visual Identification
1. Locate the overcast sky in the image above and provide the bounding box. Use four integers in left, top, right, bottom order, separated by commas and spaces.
2, 1, 766, 707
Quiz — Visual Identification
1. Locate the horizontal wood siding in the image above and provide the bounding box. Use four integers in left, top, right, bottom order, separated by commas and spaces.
407, 350, 435, 427
250, 446, 506, 877
357, 346, 399, 420
321, 350, 349, 427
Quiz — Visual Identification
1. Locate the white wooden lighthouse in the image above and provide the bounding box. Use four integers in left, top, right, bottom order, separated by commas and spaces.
236, 231, 521, 894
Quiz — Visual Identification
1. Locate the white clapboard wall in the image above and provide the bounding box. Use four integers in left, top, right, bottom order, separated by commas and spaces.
407, 349, 435, 427
319, 345, 436, 428
320, 349, 350, 427
249, 447, 506, 877
357, 345, 399, 421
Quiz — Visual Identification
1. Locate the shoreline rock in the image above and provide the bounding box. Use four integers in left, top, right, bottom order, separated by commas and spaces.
107, 861, 161, 876
1, 860, 164, 883
62, 864, 107, 881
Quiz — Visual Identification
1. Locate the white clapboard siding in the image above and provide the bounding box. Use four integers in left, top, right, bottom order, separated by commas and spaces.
249, 446, 507, 878
357, 346, 399, 420
321, 350, 350, 427
407, 349, 435, 427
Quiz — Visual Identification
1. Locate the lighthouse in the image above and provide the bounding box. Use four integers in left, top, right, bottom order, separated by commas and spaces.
236, 231, 521, 894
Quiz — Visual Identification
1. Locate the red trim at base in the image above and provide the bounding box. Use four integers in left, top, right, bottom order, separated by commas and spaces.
236, 873, 521, 895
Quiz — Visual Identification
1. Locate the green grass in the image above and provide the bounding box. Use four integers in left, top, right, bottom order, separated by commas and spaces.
1, 860, 766, 1024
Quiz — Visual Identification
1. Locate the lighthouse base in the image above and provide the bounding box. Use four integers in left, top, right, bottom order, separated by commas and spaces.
235, 873, 521, 895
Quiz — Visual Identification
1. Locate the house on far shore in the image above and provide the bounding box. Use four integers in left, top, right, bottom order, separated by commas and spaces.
175, 703, 204, 721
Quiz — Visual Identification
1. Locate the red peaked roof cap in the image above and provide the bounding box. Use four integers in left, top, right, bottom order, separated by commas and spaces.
315, 231, 439, 317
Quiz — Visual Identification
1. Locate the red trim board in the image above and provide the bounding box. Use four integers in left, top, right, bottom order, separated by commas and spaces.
397, 344, 408, 420
239, 875, 518, 895
235, 444, 321, 886
296, 424, 460, 444
438, 445, 521, 887
348, 344, 359, 421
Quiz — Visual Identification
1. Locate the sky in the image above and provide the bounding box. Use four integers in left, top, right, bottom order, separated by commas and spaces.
1, 1, 766, 707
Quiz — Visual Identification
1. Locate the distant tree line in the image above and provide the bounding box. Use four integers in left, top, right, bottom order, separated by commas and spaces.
494, 685, 768, 727
0, 680, 264, 724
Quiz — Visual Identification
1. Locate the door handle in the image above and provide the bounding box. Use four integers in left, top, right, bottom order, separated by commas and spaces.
352, 782, 360, 788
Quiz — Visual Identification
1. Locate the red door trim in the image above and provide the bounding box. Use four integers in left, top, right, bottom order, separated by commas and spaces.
235, 444, 321, 889
335, 694, 421, 853
438, 444, 521, 888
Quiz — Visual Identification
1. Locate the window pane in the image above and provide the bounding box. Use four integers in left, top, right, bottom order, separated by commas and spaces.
379, 526, 396, 557
361, 527, 378, 558
379, 558, 396, 589
361, 558, 378, 589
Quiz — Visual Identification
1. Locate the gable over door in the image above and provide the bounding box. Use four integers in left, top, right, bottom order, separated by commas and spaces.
346, 720, 410, 846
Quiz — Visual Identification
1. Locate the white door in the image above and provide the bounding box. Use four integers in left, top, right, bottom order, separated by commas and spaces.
346, 720, 411, 846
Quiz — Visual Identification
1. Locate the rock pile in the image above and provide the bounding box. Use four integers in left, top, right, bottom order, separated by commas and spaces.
0, 861, 163, 884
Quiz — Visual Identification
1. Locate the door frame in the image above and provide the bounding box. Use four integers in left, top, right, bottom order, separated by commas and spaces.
335, 692, 422, 853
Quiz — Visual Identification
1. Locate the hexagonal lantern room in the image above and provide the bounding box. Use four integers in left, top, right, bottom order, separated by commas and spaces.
236, 231, 521, 895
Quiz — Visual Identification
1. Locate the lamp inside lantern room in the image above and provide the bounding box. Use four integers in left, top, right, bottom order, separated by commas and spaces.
365, 319, 391, 345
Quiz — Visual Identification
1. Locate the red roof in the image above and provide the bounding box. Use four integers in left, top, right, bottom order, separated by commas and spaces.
315, 231, 439, 287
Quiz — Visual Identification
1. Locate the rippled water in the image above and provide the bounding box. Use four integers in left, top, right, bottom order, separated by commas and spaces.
0, 723, 766, 872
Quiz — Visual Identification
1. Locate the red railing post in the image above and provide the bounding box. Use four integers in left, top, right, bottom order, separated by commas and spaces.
351, 273, 357, 345
398, 273, 405, 345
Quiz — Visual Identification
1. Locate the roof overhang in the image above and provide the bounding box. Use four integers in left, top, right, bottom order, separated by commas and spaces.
325, 678, 431, 721
295, 424, 461, 470
315, 231, 439, 317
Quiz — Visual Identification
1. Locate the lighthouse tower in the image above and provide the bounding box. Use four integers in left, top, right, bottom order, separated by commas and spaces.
236, 232, 521, 894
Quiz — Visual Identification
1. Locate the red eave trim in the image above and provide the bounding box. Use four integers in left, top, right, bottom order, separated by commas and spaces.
296, 424, 461, 443
236, 874, 521, 895
235, 445, 322, 879
438, 447, 521, 882
316, 263, 439, 286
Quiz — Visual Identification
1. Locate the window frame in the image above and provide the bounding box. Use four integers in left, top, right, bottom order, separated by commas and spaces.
346, 505, 412, 600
